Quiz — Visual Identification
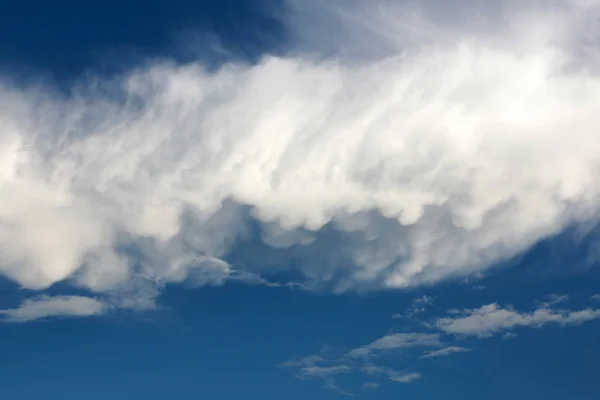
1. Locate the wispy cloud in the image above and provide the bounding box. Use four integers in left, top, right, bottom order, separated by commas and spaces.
362, 382, 379, 390
389, 372, 421, 383
283, 293, 600, 392
435, 304, 600, 337
361, 364, 421, 384
348, 333, 441, 358
420, 346, 470, 359
536, 294, 570, 308
281, 354, 350, 391
393, 295, 435, 319
0, 295, 107, 323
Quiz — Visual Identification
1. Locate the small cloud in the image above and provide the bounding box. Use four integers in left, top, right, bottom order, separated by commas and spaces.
420, 346, 470, 359
282, 354, 351, 391
348, 333, 441, 358
392, 295, 435, 319
435, 303, 600, 337
502, 332, 518, 340
590, 294, 600, 301
537, 294, 570, 308
0, 295, 107, 323
281, 355, 326, 368
362, 382, 379, 390
301, 365, 351, 379
389, 372, 421, 383
413, 296, 435, 307
461, 272, 486, 285
361, 364, 421, 384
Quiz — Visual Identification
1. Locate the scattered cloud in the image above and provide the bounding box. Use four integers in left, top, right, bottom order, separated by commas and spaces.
361, 364, 421, 384
348, 333, 441, 358
435, 304, 600, 337
537, 294, 570, 308
284, 294, 600, 392
591, 294, 600, 301
0, 295, 107, 323
420, 346, 470, 359
282, 354, 351, 391
393, 295, 435, 319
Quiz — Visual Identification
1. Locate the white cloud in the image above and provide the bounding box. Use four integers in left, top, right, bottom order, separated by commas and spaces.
1, 0, 600, 301
389, 372, 421, 383
436, 303, 600, 337
0, 295, 107, 322
349, 333, 441, 358
420, 346, 470, 359
361, 364, 421, 384
591, 294, 600, 301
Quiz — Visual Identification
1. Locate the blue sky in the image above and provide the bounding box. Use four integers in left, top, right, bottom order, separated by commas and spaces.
1, 0, 600, 399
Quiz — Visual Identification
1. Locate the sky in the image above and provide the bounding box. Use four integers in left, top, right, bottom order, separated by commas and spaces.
0, 0, 600, 398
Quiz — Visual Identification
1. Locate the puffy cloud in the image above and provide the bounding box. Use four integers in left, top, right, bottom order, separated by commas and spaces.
348, 333, 441, 358
0, 295, 107, 322
420, 346, 470, 359
1, 0, 600, 301
435, 304, 600, 337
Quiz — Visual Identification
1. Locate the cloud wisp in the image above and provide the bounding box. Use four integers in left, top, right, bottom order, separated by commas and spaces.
348, 333, 442, 358
435, 303, 600, 337
0, 295, 107, 323
420, 346, 471, 359
1, 0, 600, 307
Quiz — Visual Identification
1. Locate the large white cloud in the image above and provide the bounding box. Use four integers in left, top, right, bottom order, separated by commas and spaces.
1, 0, 600, 300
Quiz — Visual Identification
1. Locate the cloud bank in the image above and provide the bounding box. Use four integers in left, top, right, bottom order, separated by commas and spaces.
1, 0, 600, 303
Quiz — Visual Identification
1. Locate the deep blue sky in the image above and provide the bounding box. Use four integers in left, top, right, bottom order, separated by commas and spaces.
0, 1, 599, 399
0, 0, 285, 83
